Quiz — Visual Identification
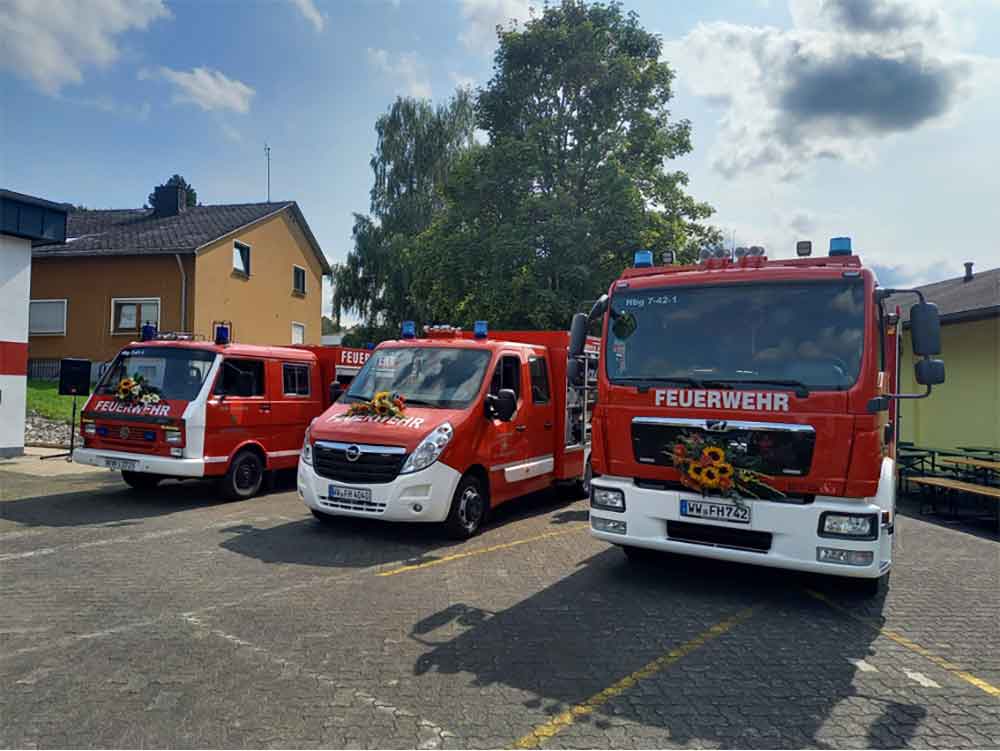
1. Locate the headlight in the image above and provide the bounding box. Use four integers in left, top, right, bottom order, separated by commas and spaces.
164, 429, 183, 445
301, 424, 313, 465
82, 420, 96, 436
819, 512, 877, 540
591, 486, 625, 512
400, 422, 453, 475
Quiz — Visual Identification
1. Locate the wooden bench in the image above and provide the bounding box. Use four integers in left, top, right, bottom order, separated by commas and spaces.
909, 476, 1000, 530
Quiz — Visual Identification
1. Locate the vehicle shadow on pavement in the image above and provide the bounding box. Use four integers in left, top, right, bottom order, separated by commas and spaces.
408, 548, 910, 748
896, 493, 1000, 543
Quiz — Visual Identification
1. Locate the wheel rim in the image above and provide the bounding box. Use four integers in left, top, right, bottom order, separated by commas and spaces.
235, 457, 260, 491
457, 485, 484, 532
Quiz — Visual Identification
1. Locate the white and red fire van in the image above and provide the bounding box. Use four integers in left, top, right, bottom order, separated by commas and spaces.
74, 339, 369, 498
298, 323, 598, 538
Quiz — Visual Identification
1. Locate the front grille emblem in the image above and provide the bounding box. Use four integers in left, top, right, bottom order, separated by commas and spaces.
345, 444, 361, 462
705, 420, 728, 432
119, 427, 130, 440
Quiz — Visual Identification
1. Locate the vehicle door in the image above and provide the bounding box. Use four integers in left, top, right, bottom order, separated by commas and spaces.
484, 351, 533, 503
205, 357, 271, 468
269, 359, 319, 469
521, 350, 557, 489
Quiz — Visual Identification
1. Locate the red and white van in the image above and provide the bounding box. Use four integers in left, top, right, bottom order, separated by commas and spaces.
298, 324, 598, 537
74, 339, 338, 498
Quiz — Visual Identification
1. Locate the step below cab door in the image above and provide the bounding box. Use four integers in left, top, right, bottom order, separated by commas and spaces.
205, 357, 272, 471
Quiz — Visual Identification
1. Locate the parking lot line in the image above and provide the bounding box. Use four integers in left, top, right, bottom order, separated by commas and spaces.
510, 607, 755, 749
376, 525, 586, 577
806, 589, 1000, 697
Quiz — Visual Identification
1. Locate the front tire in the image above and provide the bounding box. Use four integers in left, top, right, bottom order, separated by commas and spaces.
855, 572, 889, 597
121, 471, 161, 490
219, 449, 264, 500
622, 545, 656, 563
311, 508, 336, 525
445, 474, 488, 539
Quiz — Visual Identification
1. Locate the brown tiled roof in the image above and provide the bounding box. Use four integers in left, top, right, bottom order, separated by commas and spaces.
32, 201, 330, 274
886, 265, 1000, 323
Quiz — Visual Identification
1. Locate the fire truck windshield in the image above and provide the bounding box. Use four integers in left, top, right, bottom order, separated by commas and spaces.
607, 280, 866, 392
345, 347, 492, 408
96, 347, 216, 402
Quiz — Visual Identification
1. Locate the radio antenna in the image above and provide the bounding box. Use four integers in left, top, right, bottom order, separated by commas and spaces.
264, 143, 271, 202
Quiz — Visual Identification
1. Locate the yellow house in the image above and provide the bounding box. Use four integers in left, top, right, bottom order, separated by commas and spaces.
28, 185, 330, 369
892, 263, 1000, 449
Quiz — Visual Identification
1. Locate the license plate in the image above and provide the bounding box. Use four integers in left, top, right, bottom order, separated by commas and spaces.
104, 457, 138, 471
680, 499, 751, 524
328, 485, 371, 502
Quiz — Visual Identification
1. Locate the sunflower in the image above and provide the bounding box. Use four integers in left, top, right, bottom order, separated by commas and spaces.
716, 462, 734, 479
702, 446, 725, 465
700, 465, 720, 489
119, 378, 135, 392
687, 464, 704, 481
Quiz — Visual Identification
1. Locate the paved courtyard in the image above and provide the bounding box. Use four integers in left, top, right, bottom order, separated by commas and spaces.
1, 459, 998, 748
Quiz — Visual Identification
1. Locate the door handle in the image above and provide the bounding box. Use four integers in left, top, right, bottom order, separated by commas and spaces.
515, 425, 527, 432
260, 404, 272, 412
544, 421, 553, 429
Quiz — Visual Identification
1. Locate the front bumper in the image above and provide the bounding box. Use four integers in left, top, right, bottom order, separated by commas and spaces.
297, 459, 462, 523
589, 476, 891, 579
73, 447, 206, 478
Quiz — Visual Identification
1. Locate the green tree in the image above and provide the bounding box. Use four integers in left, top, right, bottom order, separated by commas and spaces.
148, 174, 198, 209
332, 90, 476, 336
321, 316, 340, 336
410, 0, 719, 329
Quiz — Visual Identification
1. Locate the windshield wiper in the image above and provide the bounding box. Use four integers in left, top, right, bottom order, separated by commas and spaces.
400, 398, 438, 407
703, 379, 811, 398
613, 376, 704, 389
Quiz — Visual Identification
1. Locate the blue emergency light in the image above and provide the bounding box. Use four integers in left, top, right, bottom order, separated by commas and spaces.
401, 321, 416, 339
634, 249, 654, 268
214, 324, 230, 345
829, 237, 852, 256
474, 320, 488, 338
141, 323, 157, 341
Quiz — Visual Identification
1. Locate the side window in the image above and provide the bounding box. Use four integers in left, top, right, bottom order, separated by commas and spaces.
215, 358, 265, 397
282, 363, 310, 396
528, 356, 550, 404
489, 355, 521, 400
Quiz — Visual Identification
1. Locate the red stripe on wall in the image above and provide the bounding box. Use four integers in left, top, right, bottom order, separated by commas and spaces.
0, 341, 29, 376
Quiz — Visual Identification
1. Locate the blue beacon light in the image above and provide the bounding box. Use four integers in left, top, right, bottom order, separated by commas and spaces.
633, 249, 654, 268
473, 320, 488, 339
829, 237, 852, 256
401, 320, 416, 339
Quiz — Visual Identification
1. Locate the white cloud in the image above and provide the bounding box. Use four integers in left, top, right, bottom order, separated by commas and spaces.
449, 71, 477, 89
288, 0, 324, 32
145, 66, 256, 114
664, 0, 998, 179
458, 0, 530, 53
366, 48, 431, 98
0, 0, 169, 94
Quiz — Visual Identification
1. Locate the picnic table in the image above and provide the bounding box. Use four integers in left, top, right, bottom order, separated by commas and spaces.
909, 476, 1000, 531
939, 456, 1000, 472
957, 445, 1000, 457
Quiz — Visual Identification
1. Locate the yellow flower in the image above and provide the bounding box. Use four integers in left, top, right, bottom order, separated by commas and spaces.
703, 447, 725, 465
688, 464, 703, 480
700, 466, 721, 489
716, 463, 734, 479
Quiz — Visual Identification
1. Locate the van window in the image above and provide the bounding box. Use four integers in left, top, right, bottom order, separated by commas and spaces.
489, 355, 521, 400
528, 356, 550, 404
283, 363, 310, 396
215, 359, 265, 397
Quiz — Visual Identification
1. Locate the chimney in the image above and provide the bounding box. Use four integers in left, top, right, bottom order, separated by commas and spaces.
964, 261, 974, 282
152, 184, 187, 218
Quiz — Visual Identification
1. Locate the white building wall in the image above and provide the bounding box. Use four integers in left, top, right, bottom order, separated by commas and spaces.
0, 234, 32, 457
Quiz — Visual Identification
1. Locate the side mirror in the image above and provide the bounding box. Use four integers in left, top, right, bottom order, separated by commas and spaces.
910, 302, 941, 356
237, 371, 254, 396
493, 388, 517, 422
567, 359, 583, 387
914, 358, 945, 386
587, 294, 608, 321
568, 313, 588, 358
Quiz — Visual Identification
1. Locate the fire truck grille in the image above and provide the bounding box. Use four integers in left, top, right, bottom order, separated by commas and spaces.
313, 443, 407, 485
666, 520, 773, 553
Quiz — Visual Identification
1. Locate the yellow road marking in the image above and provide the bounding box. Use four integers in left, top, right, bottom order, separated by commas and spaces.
511, 607, 755, 749
806, 589, 1000, 697
377, 525, 586, 577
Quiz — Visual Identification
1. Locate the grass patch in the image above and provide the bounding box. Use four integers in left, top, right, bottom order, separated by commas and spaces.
26, 380, 90, 424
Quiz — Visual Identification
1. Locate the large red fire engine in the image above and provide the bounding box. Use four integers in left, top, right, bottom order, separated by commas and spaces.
298, 322, 598, 538
74, 332, 372, 499
569, 238, 945, 594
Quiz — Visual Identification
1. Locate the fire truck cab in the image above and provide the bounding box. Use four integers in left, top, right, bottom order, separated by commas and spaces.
572, 240, 945, 593
298, 322, 597, 538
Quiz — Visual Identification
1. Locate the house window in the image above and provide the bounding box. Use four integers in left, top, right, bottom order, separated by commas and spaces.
29, 299, 67, 336
283, 363, 311, 396
528, 355, 550, 404
233, 241, 251, 276
291, 322, 305, 344
293, 265, 306, 295
111, 298, 160, 335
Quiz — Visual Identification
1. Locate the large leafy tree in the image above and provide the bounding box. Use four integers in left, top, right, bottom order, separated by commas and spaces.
332, 90, 476, 335
410, 0, 719, 329
148, 174, 198, 209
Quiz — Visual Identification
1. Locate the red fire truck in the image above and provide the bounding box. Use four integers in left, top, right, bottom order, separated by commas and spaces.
569, 238, 945, 593
298, 322, 597, 538
74, 334, 372, 499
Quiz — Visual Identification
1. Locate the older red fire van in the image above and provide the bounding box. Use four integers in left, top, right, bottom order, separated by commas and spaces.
298, 323, 598, 537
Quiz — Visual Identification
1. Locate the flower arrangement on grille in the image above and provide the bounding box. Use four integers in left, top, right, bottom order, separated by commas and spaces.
668, 432, 783, 500
114, 374, 161, 405
346, 390, 406, 418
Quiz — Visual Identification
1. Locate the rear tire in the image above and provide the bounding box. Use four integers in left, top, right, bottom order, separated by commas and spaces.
219, 449, 264, 500
445, 474, 488, 539
121, 471, 161, 490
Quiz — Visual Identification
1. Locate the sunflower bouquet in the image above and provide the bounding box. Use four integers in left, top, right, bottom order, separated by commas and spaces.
346, 391, 406, 418
114, 374, 161, 405
668, 432, 784, 500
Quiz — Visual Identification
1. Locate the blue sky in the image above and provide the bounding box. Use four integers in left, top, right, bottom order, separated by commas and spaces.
3, 0, 1000, 318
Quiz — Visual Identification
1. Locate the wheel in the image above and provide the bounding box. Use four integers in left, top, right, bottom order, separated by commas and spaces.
622, 545, 656, 563
219, 449, 264, 500
855, 572, 889, 597
311, 508, 336, 525
445, 474, 489, 539
121, 471, 161, 490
